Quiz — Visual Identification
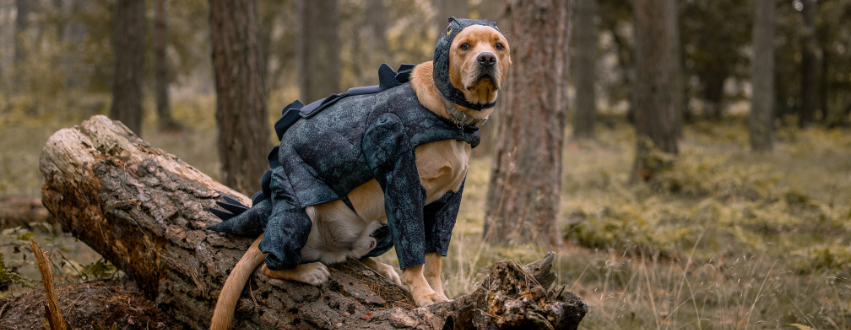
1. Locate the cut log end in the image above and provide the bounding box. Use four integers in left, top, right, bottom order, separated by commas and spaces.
37, 115, 587, 329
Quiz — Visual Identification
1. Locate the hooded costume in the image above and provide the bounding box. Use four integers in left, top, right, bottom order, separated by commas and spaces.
208, 17, 499, 271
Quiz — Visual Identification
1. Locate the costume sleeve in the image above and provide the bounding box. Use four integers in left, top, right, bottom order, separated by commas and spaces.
423, 178, 465, 256
362, 113, 427, 269
258, 167, 313, 270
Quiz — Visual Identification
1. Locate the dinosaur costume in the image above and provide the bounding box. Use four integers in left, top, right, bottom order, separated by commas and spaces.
208, 17, 499, 271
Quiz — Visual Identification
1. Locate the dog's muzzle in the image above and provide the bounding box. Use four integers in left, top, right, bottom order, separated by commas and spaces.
477, 52, 496, 68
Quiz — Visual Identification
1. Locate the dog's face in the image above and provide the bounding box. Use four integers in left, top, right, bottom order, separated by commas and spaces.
448, 25, 511, 106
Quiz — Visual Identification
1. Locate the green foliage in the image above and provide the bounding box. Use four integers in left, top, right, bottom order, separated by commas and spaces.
63, 259, 119, 280
0, 227, 37, 292
0, 253, 32, 290
563, 119, 851, 275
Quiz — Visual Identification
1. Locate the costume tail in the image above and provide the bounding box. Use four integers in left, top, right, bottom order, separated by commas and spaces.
210, 234, 266, 330
207, 195, 271, 236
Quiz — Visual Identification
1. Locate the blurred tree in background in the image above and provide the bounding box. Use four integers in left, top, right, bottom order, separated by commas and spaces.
298, 0, 339, 103
484, 0, 571, 248
750, 0, 776, 152
596, 0, 634, 120
209, 0, 271, 195
631, 0, 679, 182
799, 0, 817, 127
109, 0, 146, 136
13, 0, 30, 66
571, 0, 597, 141
154, 0, 181, 132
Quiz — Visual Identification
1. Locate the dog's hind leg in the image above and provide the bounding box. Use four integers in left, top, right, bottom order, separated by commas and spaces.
211, 234, 267, 330
361, 257, 402, 286
260, 262, 330, 286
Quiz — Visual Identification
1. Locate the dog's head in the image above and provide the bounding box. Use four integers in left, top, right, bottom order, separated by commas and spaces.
433, 17, 511, 111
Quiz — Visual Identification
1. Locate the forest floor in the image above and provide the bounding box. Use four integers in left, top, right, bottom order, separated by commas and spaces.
1, 103, 850, 329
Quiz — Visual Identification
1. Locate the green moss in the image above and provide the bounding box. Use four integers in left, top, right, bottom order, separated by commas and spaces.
561, 119, 851, 277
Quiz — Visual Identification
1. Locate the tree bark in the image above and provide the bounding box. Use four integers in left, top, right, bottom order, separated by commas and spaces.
749, 0, 775, 152
484, 0, 571, 248
110, 0, 146, 137
631, 0, 679, 182
799, 0, 818, 127
298, 0, 340, 103
38, 115, 587, 330
209, 0, 271, 196
155, 0, 180, 133
571, 0, 597, 140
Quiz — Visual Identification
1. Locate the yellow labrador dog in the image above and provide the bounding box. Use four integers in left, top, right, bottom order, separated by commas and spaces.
210, 19, 509, 330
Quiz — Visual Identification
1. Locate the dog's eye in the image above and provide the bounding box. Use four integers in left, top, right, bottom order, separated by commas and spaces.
495, 42, 505, 51
460, 43, 470, 51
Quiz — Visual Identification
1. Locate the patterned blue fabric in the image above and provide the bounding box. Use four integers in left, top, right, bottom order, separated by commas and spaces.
208, 80, 479, 270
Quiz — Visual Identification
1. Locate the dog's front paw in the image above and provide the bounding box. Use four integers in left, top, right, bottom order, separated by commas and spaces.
375, 263, 402, 287
261, 262, 330, 286
412, 290, 450, 307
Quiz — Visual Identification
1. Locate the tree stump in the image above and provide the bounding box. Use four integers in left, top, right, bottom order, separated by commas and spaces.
38, 115, 587, 329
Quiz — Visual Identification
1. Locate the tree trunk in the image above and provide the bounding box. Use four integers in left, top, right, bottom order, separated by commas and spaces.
749, 0, 775, 152
571, 0, 597, 141
666, 0, 684, 138
155, 0, 180, 133
702, 73, 726, 120
209, 0, 271, 196
631, 0, 679, 182
110, 0, 146, 137
298, 0, 339, 103
484, 0, 571, 248
13, 0, 31, 65
38, 115, 588, 330
799, 0, 818, 127
472, 0, 507, 158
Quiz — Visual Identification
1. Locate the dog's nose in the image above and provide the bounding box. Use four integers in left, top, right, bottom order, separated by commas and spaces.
477, 52, 496, 67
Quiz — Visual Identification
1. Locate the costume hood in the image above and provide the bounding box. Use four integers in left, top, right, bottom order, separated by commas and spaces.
432, 17, 500, 111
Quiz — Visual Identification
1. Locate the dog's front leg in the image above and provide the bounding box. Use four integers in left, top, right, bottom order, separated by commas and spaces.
424, 253, 450, 301
361, 257, 402, 286
403, 263, 450, 307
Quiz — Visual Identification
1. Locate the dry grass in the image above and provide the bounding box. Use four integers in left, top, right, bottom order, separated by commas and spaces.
2, 107, 850, 328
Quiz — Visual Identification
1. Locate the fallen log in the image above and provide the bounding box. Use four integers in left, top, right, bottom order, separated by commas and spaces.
38, 115, 587, 329
0, 195, 57, 231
